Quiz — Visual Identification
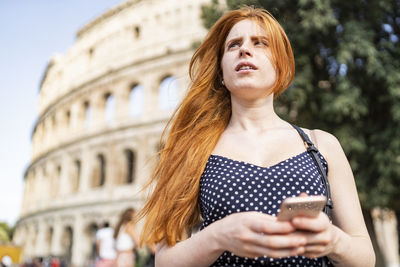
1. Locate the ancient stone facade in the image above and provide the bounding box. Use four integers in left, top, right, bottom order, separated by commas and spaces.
13, 0, 209, 265
13, 1, 400, 266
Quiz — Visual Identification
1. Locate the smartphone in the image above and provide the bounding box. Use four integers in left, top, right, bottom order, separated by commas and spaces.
277, 195, 327, 221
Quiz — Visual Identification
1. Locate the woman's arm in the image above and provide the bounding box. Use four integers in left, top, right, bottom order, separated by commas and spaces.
156, 212, 309, 267
293, 130, 375, 267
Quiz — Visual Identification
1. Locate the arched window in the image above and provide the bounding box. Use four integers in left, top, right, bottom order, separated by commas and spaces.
62, 226, 73, 262
104, 93, 114, 123
46, 227, 53, 253
133, 25, 140, 38
98, 154, 106, 186
92, 154, 106, 188
65, 110, 71, 128
51, 115, 56, 131
130, 84, 144, 117
51, 165, 61, 198
86, 223, 98, 260
159, 76, 180, 110
84, 101, 91, 127
72, 160, 81, 193
124, 149, 136, 184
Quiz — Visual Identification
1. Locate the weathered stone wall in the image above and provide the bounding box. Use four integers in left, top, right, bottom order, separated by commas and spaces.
14, 0, 209, 265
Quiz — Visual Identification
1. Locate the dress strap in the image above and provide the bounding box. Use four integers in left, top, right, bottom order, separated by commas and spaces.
290, 124, 333, 218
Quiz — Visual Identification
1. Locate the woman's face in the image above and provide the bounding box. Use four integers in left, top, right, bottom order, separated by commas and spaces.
221, 19, 276, 100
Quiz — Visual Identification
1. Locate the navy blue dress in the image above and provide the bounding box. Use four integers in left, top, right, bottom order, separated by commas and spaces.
199, 151, 333, 266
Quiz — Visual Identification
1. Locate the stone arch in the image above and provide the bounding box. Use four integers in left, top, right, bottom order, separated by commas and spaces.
51, 165, 61, 199
129, 83, 144, 117
61, 226, 73, 263
85, 223, 98, 263
27, 224, 39, 258
158, 75, 180, 110
104, 92, 115, 124
50, 114, 56, 142
91, 154, 106, 188
45, 226, 53, 256
71, 159, 81, 193
25, 169, 36, 211
123, 149, 136, 184
65, 109, 71, 129
37, 164, 49, 203
83, 100, 91, 127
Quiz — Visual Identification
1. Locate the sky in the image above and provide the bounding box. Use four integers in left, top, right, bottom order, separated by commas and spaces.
0, 0, 125, 226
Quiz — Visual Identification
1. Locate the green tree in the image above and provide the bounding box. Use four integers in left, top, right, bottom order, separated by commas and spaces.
202, 0, 400, 265
0, 222, 13, 244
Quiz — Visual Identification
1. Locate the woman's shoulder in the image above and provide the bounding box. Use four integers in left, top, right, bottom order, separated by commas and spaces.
310, 129, 341, 150
304, 128, 346, 164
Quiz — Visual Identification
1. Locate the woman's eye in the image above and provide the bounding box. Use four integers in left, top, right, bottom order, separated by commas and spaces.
228, 42, 240, 49
255, 40, 268, 46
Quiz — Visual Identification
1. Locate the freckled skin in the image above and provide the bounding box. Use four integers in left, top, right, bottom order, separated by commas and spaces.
221, 19, 276, 101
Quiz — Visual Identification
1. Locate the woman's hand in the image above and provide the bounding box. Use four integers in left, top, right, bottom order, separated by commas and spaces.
215, 211, 308, 258
291, 212, 339, 258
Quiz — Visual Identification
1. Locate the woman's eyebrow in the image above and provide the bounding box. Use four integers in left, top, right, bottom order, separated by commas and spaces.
226, 37, 242, 46
251, 35, 268, 41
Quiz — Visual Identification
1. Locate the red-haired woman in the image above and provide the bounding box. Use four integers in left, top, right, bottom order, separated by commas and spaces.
138, 6, 375, 267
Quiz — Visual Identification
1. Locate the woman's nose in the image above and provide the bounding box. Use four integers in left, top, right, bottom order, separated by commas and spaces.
239, 45, 252, 57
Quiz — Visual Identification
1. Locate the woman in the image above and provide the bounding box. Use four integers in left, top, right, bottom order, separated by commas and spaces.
138, 6, 375, 267
114, 208, 140, 267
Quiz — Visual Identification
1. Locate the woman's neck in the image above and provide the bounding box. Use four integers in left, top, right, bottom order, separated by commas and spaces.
227, 93, 286, 134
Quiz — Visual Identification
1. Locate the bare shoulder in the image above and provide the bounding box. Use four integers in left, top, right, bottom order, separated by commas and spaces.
312, 129, 341, 150
310, 129, 348, 167
300, 127, 341, 150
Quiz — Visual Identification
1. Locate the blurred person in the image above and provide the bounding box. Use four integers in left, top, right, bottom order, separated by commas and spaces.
32, 257, 42, 267
138, 6, 375, 267
0, 255, 11, 267
50, 256, 60, 267
95, 222, 116, 267
114, 208, 140, 267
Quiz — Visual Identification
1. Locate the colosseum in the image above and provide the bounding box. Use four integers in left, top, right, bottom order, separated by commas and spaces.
12, 0, 400, 266
13, 0, 209, 265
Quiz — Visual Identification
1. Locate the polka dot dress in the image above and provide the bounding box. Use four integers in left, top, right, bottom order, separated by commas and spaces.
199, 151, 333, 266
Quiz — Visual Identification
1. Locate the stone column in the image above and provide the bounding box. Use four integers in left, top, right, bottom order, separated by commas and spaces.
136, 136, 149, 188
58, 154, 70, 196
34, 221, 47, 256
91, 92, 106, 128
79, 147, 92, 192
71, 215, 86, 267
105, 144, 119, 187
34, 167, 44, 210
60, 108, 70, 145
114, 82, 130, 122
23, 178, 31, 213
70, 101, 82, 136
51, 221, 64, 257
37, 123, 44, 156
23, 224, 34, 260
44, 118, 51, 152
142, 75, 158, 118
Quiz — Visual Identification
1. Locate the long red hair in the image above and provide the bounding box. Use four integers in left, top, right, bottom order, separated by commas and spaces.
138, 6, 295, 247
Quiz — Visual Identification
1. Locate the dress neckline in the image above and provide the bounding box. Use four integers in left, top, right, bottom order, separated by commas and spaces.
209, 151, 310, 170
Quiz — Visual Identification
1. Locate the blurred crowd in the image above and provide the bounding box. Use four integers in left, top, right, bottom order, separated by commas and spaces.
3, 208, 153, 267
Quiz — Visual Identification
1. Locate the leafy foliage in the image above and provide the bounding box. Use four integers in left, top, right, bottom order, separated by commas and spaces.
0, 222, 13, 244
202, 0, 400, 209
